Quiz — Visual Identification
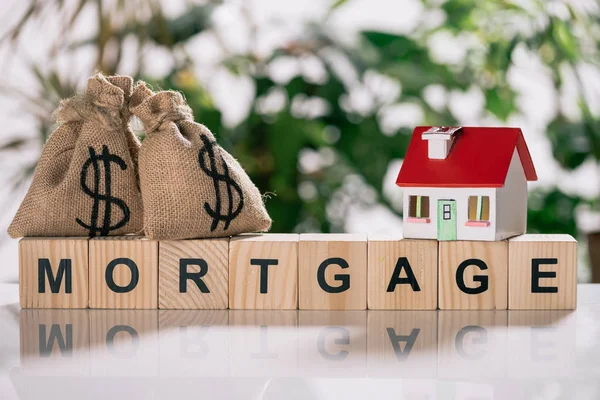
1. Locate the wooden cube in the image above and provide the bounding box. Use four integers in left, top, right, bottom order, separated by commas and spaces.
20, 309, 90, 375
19, 238, 89, 309
89, 236, 158, 309
299, 234, 367, 310
229, 234, 298, 310
368, 235, 437, 310
439, 240, 508, 310
508, 234, 577, 310
367, 311, 437, 377
159, 239, 229, 310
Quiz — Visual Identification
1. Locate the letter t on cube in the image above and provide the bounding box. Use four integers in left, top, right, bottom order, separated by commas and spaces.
19, 238, 89, 308
229, 234, 298, 309
299, 234, 367, 310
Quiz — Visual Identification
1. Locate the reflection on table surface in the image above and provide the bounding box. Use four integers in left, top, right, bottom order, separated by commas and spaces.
8, 302, 599, 400
2, 284, 599, 399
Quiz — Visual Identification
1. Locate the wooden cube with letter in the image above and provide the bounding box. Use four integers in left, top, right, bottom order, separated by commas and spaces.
368, 235, 437, 310
159, 238, 229, 309
508, 234, 577, 310
299, 234, 367, 310
89, 236, 158, 309
19, 238, 89, 309
229, 234, 298, 310
439, 240, 508, 310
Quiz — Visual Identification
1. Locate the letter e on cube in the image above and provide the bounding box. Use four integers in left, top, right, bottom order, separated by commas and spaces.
508, 234, 577, 310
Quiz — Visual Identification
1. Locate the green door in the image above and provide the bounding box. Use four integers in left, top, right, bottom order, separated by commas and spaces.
437, 199, 457, 241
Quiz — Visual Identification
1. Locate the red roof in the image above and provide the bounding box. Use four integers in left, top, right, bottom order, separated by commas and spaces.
396, 126, 537, 188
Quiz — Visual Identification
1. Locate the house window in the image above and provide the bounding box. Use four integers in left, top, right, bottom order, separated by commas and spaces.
409, 196, 430, 218
443, 204, 451, 220
468, 196, 490, 221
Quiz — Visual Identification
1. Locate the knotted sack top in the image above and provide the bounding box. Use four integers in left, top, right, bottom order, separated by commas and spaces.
54, 74, 134, 132
130, 82, 193, 134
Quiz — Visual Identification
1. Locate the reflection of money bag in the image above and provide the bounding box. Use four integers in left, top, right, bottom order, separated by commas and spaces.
130, 83, 271, 239
8, 74, 144, 238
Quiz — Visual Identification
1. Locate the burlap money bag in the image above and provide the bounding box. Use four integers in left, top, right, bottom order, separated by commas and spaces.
129, 83, 272, 239
7, 74, 144, 238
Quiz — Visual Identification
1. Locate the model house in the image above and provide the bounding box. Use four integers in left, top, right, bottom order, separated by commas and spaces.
396, 126, 538, 241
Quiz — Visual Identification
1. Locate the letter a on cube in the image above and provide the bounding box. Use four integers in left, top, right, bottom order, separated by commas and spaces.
508, 234, 577, 310
19, 238, 89, 308
368, 235, 437, 310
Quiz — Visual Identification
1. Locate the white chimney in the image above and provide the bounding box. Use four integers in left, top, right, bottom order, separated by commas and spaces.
421, 126, 462, 160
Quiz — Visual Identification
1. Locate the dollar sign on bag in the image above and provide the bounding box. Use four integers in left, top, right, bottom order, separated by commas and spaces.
198, 135, 244, 231
76, 145, 131, 237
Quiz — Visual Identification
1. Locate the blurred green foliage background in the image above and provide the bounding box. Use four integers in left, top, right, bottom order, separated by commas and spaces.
1, 0, 599, 278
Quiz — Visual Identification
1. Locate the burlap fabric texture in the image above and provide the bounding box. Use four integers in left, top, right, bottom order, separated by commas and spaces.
129, 82, 272, 239
8, 74, 143, 238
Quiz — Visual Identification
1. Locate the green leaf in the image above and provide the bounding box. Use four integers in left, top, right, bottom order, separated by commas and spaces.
441, 0, 477, 31
484, 86, 516, 121
547, 119, 591, 170
147, 4, 215, 47
330, 0, 349, 10
360, 31, 468, 95
0, 138, 29, 151
361, 31, 423, 61
528, 188, 582, 237
551, 19, 578, 62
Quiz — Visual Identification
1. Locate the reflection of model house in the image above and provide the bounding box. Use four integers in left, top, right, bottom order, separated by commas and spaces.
396, 126, 538, 241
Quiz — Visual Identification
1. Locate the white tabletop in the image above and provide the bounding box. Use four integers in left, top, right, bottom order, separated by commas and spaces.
1, 282, 599, 399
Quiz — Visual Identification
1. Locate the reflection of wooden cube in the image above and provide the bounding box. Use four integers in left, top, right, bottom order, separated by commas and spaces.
19, 238, 89, 309
368, 236, 437, 310
508, 234, 577, 310
438, 311, 508, 379
159, 239, 229, 310
229, 234, 298, 310
367, 311, 437, 377
439, 241, 508, 310
508, 311, 575, 378
89, 237, 158, 309
229, 311, 298, 377
159, 310, 229, 376
298, 311, 367, 377
299, 234, 367, 310
20, 309, 90, 376
89, 310, 159, 376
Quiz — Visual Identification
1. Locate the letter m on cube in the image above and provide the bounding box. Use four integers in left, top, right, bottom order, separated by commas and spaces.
19, 238, 89, 309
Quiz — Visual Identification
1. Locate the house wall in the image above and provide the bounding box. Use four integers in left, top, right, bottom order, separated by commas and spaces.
403, 187, 497, 241
495, 149, 528, 240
